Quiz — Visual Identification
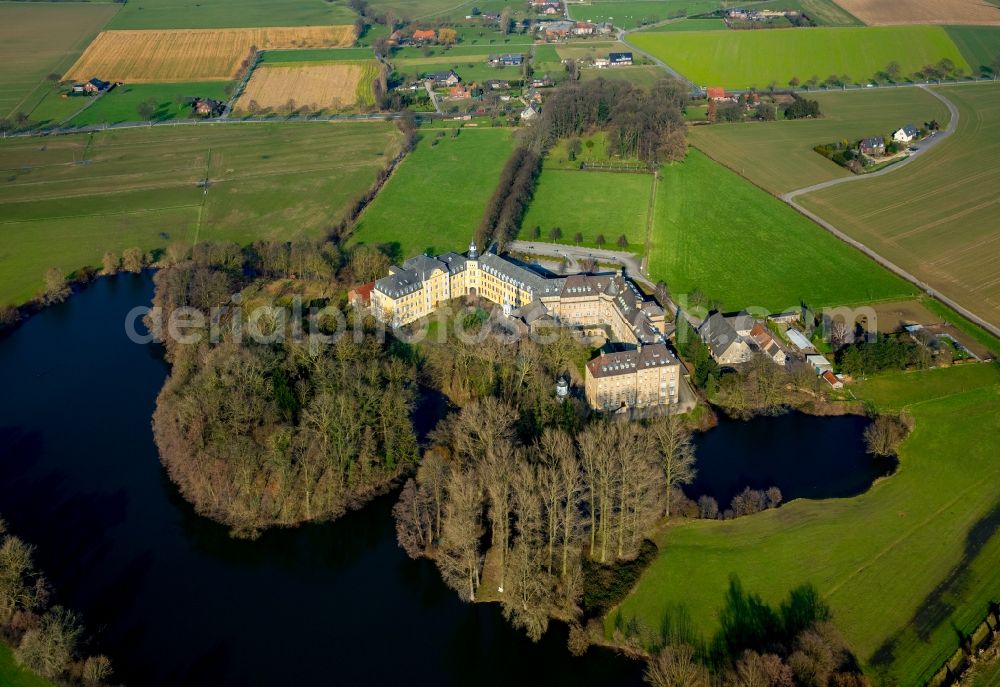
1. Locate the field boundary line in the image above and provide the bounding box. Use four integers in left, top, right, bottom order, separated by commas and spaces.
641, 170, 658, 273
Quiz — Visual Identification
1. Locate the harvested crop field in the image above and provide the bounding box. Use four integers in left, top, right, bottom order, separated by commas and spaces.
235, 62, 380, 111
64, 26, 355, 83
831, 0, 1000, 25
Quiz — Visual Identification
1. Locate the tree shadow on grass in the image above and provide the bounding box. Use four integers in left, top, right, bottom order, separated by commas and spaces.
869, 500, 1000, 669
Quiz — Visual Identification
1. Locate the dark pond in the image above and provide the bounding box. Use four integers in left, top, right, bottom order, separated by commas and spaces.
0, 274, 643, 687
687, 412, 896, 508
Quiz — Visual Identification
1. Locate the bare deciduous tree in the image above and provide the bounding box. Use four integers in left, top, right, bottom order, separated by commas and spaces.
645, 643, 711, 687
652, 413, 696, 518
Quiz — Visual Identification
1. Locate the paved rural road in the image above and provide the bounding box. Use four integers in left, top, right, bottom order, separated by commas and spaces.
508, 240, 649, 282
778, 87, 1000, 338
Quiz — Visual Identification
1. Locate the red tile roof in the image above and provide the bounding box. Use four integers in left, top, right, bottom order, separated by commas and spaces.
706, 87, 727, 99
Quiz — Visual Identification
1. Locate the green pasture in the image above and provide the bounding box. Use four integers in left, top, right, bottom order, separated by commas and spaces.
944, 26, 1000, 77
350, 128, 514, 257
65, 82, 232, 126
629, 26, 971, 89
520, 169, 653, 249
647, 149, 916, 311
261, 47, 376, 63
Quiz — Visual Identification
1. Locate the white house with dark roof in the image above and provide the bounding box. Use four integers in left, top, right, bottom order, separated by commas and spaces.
892, 123, 920, 143
697, 312, 753, 364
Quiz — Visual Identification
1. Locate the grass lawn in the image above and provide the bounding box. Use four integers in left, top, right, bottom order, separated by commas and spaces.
611, 362, 1000, 686
799, 84, 1000, 333
393, 59, 520, 83
0, 641, 53, 687
520, 169, 653, 248
107, 0, 357, 29
629, 26, 970, 89
0, 121, 401, 307
349, 128, 514, 258
752, 0, 863, 25
261, 47, 376, 63
648, 149, 916, 311
66, 82, 232, 126
0, 2, 119, 120
688, 86, 952, 194
944, 26, 1000, 77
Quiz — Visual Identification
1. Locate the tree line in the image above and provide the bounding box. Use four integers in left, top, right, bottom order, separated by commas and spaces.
0, 519, 113, 685
475, 147, 542, 249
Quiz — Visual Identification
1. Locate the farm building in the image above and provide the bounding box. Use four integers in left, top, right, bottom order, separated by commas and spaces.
594, 58, 610, 69
489, 53, 523, 66
521, 103, 540, 120
822, 370, 843, 389
543, 20, 575, 38
446, 83, 469, 100
806, 354, 834, 374
572, 21, 596, 35
768, 310, 800, 325
892, 123, 919, 143
859, 136, 885, 156
785, 328, 814, 351
609, 52, 633, 66
73, 78, 111, 95
485, 79, 511, 90
412, 29, 437, 41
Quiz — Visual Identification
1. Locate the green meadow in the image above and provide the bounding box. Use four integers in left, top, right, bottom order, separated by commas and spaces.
350, 128, 514, 257
571, 0, 725, 29
0, 122, 401, 306
520, 169, 653, 249
107, 0, 357, 29
610, 363, 1000, 686
629, 26, 970, 89
0, 641, 53, 687
647, 149, 916, 311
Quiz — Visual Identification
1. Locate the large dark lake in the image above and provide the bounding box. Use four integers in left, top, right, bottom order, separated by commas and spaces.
0, 274, 888, 686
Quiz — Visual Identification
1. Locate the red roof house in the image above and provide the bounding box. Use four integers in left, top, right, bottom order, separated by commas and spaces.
348, 281, 375, 308
412, 29, 436, 41
706, 86, 729, 101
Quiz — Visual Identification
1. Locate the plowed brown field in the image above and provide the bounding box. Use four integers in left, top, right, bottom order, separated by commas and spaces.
64, 26, 356, 82
234, 63, 369, 111
832, 0, 1000, 25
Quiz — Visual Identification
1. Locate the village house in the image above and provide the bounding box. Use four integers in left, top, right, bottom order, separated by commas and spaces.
192, 98, 225, 117
484, 79, 511, 90
370, 241, 681, 410
426, 70, 461, 87
593, 57, 610, 69
697, 312, 754, 365
892, 123, 919, 143
706, 86, 734, 102
608, 52, 633, 66
767, 309, 800, 325
530, 77, 553, 88
412, 28, 437, 42
859, 136, 885, 156
572, 21, 595, 36
748, 323, 787, 366
489, 53, 524, 66
521, 102, 540, 120
447, 83, 470, 100
531, 0, 562, 13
